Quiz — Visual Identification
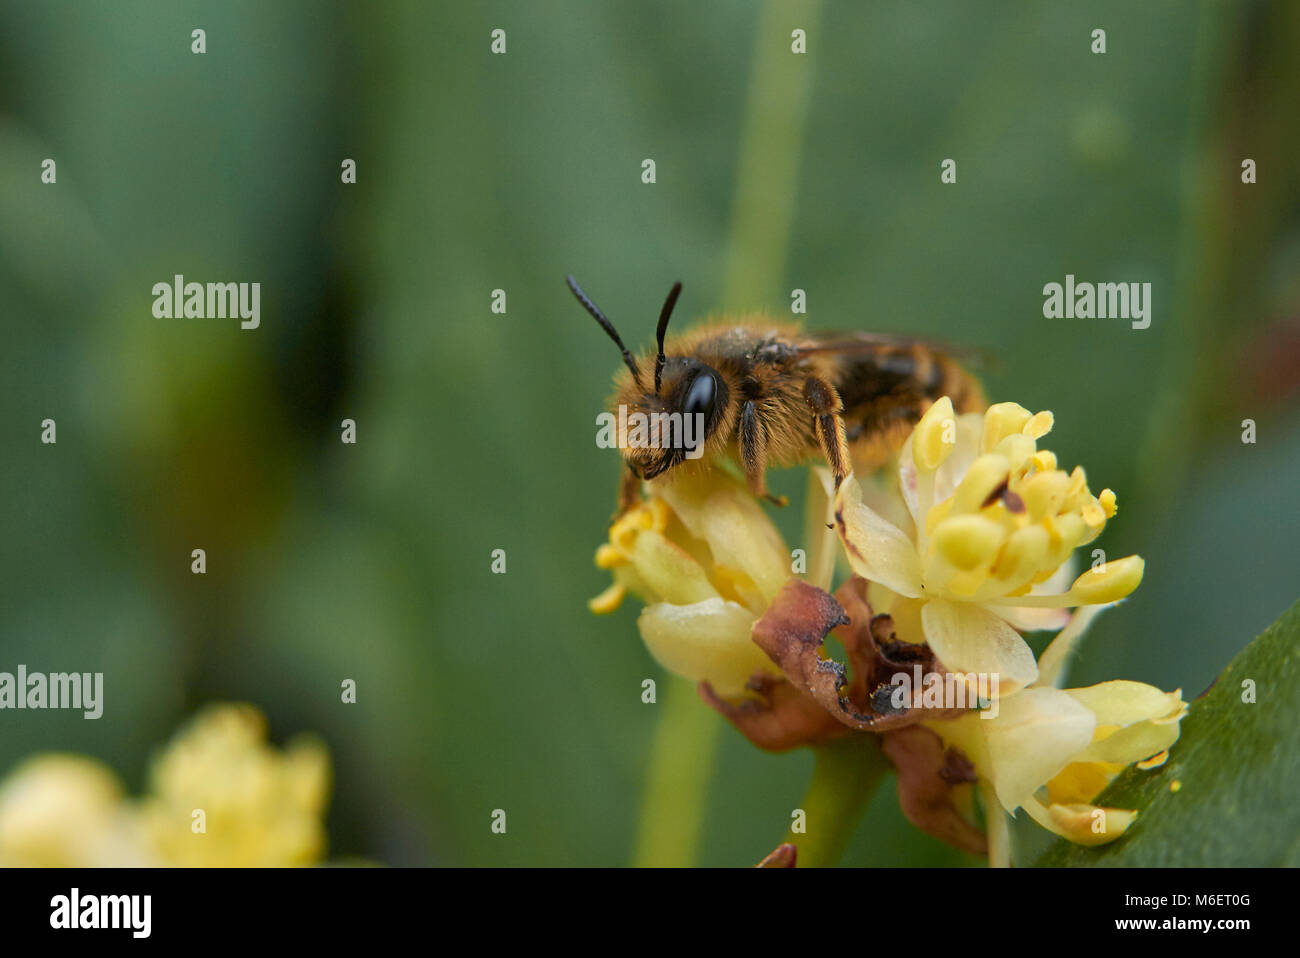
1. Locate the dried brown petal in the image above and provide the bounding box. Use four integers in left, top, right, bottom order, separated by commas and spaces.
699, 674, 850, 752
749, 579, 886, 730
704, 576, 965, 751
754, 842, 798, 868
832, 578, 967, 729
881, 725, 987, 856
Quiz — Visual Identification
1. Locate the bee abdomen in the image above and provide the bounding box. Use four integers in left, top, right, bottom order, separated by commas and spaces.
836, 347, 983, 463
839, 347, 979, 413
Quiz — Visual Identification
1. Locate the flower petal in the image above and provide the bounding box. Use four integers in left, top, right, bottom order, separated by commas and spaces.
911, 396, 957, 472
655, 471, 789, 605
833, 475, 924, 598
1024, 795, 1137, 846
637, 598, 776, 699
994, 604, 1072, 634
1044, 759, 1126, 805
899, 412, 983, 526
869, 589, 928, 646
626, 530, 719, 605
920, 598, 1039, 694
1076, 722, 1183, 766
1066, 681, 1186, 765
1066, 680, 1187, 728
1067, 555, 1146, 604
981, 687, 1095, 811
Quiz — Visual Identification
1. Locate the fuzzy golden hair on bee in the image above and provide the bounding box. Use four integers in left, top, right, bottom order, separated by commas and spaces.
566, 275, 985, 513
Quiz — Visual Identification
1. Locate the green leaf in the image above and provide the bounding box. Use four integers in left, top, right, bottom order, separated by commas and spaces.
1036, 598, 1300, 866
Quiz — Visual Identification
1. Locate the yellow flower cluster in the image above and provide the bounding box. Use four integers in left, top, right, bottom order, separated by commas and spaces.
833, 397, 1144, 694
908, 398, 1137, 606
838, 397, 1184, 853
0, 704, 331, 867
591, 395, 1186, 857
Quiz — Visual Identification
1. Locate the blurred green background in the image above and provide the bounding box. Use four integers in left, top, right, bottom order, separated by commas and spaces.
1, 0, 1297, 866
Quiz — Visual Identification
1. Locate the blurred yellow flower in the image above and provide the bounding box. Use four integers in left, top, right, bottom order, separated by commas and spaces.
0, 703, 332, 868
834, 397, 1143, 694
0, 755, 150, 867
141, 704, 330, 867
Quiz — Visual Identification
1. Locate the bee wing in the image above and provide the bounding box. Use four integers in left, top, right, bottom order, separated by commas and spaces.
795, 331, 995, 369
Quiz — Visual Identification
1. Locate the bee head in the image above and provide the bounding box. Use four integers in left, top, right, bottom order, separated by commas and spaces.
567, 275, 726, 480
619, 358, 728, 480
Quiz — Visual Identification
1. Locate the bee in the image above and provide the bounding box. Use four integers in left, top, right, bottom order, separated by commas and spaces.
567, 275, 985, 512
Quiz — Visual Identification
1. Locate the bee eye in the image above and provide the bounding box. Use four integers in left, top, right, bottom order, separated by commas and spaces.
682, 371, 716, 419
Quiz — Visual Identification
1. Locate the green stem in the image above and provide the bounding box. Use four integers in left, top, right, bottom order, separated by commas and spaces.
785, 735, 891, 868
721, 0, 824, 309
632, 677, 722, 866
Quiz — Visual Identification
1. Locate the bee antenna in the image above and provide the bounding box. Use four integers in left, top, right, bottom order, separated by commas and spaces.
654, 281, 683, 394
566, 275, 644, 389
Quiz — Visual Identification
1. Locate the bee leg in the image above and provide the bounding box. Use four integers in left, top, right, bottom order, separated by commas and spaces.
616, 464, 642, 517
740, 400, 788, 506
803, 376, 851, 489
